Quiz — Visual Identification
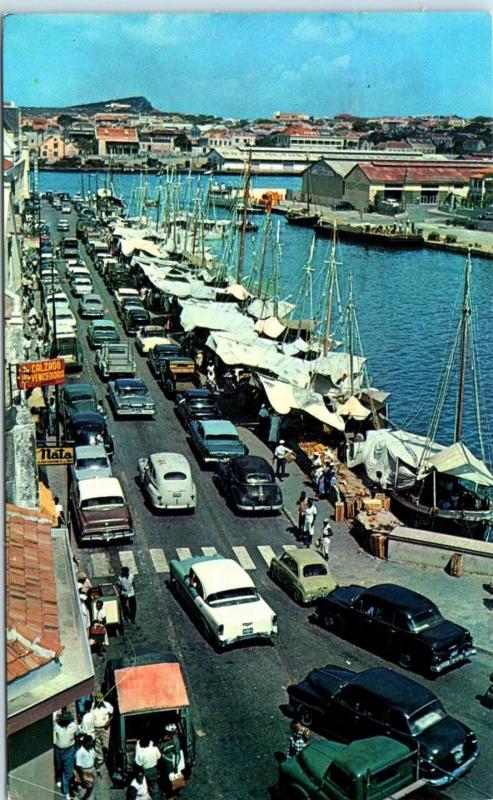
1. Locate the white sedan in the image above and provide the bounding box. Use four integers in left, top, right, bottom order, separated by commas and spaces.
169, 555, 278, 648
135, 326, 177, 355
138, 452, 196, 512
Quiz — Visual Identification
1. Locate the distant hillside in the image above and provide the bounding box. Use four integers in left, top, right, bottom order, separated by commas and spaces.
21, 96, 155, 116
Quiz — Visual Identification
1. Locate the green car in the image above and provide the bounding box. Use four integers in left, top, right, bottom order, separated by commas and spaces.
87, 319, 121, 349
278, 736, 420, 800
269, 549, 337, 605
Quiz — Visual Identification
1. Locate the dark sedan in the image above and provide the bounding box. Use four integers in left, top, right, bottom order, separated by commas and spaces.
87, 320, 121, 349
123, 307, 151, 335
216, 455, 283, 513
65, 410, 115, 458
148, 343, 182, 376
287, 665, 479, 786
314, 583, 476, 675
175, 388, 221, 431
61, 383, 105, 427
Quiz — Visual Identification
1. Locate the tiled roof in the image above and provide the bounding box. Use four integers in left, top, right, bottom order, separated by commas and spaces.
4, 158, 14, 171
96, 127, 139, 143
355, 162, 479, 183
6, 504, 64, 683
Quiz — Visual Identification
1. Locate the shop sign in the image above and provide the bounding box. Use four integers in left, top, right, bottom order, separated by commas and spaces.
16, 358, 65, 389
37, 445, 74, 466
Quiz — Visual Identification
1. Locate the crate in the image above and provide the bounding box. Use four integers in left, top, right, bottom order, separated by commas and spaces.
335, 501, 345, 523
363, 498, 383, 513
345, 497, 356, 519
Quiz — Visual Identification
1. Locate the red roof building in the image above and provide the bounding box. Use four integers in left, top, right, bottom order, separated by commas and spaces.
96, 126, 139, 156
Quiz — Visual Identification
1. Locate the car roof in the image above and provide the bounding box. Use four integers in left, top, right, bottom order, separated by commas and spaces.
75, 444, 108, 460
192, 557, 254, 597
78, 476, 124, 501
114, 378, 146, 389
331, 737, 412, 779
91, 319, 117, 328
184, 389, 213, 399
82, 294, 102, 302
231, 455, 272, 473
283, 548, 328, 567
115, 661, 189, 714
200, 420, 237, 435
70, 410, 105, 424
364, 584, 435, 613
149, 452, 191, 473
352, 668, 435, 712
64, 383, 95, 398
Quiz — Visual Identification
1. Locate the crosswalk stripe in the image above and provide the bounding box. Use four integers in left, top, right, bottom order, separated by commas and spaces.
149, 548, 169, 574
176, 547, 192, 561
90, 552, 112, 578
283, 544, 298, 552
119, 551, 139, 575
257, 545, 276, 566
232, 546, 256, 570
201, 547, 217, 557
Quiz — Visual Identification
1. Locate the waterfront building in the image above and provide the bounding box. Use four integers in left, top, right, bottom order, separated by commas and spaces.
469, 167, 493, 207
39, 134, 79, 164
96, 126, 139, 156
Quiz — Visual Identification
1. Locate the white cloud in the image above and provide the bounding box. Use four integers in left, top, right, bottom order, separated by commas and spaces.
292, 15, 355, 47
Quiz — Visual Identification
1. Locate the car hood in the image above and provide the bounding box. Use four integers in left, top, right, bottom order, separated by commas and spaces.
207, 596, 274, 625
417, 715, 470, 755
418, 620, 471, 649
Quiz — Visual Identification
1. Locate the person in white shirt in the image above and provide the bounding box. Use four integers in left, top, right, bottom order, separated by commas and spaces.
117, 566, 137, 624
274, 440, 292, 481
135, 736, 161, 798
304, 498, 318, 547
75, 735, 97, 800
130, 769, 151, 799
54, 709, 78, 798
319, 520, 333, 560
91, 693, 114, 769
79, 700, 96, 738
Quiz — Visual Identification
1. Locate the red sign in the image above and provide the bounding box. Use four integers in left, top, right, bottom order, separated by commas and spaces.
16, 358, 65, 389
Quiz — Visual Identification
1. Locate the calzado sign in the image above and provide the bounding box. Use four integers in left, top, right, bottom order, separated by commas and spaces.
17, 358, 65, 389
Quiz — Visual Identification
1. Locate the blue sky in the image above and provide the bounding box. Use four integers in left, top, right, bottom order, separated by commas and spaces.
4, 13, 493, 118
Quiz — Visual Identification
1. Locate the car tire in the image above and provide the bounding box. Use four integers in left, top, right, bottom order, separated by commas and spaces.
397, 651, 414, 670
323, 612, 338, 631
299, 707, 313, 727
293, 589, 304, 605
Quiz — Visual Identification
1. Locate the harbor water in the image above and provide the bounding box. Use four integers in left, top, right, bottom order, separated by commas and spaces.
40, 170, 493, 462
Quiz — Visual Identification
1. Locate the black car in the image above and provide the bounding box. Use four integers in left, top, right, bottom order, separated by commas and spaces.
333, 201, 354, 210
287, 665, 478, 786
148, 343, 182, 376
60, 383, 105, 428
314, 584, 476, 675
123, 307, 151, 335
216, 455, 283, 513
175, 388, 221, 431
65, 410, 115, 458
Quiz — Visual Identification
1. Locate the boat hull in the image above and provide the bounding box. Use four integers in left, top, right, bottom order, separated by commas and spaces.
389, 491, 491, 540
286, 212, 319, 228
314, 222, 424, 249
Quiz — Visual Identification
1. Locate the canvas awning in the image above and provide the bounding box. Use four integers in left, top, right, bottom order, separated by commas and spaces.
180, 301, 255, 334
120, 238, 161, 258
426, 442, 493, 487
220, 283, 252, 301
336, 395, 371, 421
258, 374, 345, 431
253, 316, 286, 339
247, 298, 295, 320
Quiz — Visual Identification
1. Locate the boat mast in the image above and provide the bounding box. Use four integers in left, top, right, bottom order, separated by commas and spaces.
236, 152, 252, 284
455, 251, 472, 442
322, 225, 338, 357
348, 273, 355, 397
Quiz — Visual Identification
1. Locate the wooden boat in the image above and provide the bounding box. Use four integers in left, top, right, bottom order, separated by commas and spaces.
286, 209, 319, 228
314, 219, 424, 249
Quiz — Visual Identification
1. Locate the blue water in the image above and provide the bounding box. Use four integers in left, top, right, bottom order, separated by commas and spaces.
40, 170, 493, 461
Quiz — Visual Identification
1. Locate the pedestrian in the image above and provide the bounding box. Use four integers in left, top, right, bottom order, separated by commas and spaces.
77, 571, 93, 597
28, 305, 39, 326
206, 363, 217, 391
91, 692, 114, 770
319, 520, 333, 560
93, 599, 109, 655
79, 700, 96, 738
35, 331, 46, 360
304, 498, 318, 547
129, 768, 151, 800
54, 496, 66, 526
274, 439, 292, 482
159, 723, 184, 799
75, 735, 98, 800
117, 566, 137, 624
47, 394, 57, 435
258, 403, 270, 439
23, 334, 32, 360
135, 735, 162, 798
268, 412, 281, 449
296, 491, 308, 540
79, 596, 91, 639
54, 708, 78, 798
287, 719, 310, 759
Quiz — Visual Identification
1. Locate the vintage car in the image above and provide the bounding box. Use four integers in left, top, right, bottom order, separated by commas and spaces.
45, 291, 71, 314
70, 275, 94, 297
69, 476, 133, 544
70, 444, 113, 483
159, 357, 201, 397
122, 306, 151, 336
269, 549, 337, 605
189, 419, 248, 465
135, 326, 177, 355
107, 378, 156, 418
216, 455, 283, 513
65, 410, 114, 458
287, 665, 479, 786
57, 218, 69, 232
175, 388, 221, 431
66, 263, 91, 280
313, 583, 476, 675
137, 452, 196, 512
148, 343, 182, 376
61, 383, 105, 427
87, 319, 121, 349
46, 305, 77, 331
78, 293, 105, 319
169, 554, 278, 648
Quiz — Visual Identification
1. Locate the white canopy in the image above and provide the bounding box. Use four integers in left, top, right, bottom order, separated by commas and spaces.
253, 317, 286, 339
179, 301, 255, 334
427, 441, 493, 487
336, 395, 371, 421
258, 375, 345, 432
120, 238, 161, 258
221, 283, 252, 301
247, 298, 295, 320
359, 428, 443, 490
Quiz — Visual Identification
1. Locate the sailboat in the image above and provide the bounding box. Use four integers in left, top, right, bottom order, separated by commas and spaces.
359, 253, 493, 539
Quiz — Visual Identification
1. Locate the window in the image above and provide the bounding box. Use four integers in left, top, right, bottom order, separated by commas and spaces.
303, 564, 327, 578
326, 765, 353, 794
163, 471, 187, 481
81, 496, 124, 509
280, 554, 298, 575
207, 588, 259, 607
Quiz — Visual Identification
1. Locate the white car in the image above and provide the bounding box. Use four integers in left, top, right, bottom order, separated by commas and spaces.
138, 452, 196, 512
70, 444, 112, 482
61, 204, 71, 214
66, 264, 91, 279
47, 307, 77, 331
135, 327, 177, 355
71, 276, 94, 297
45, 291, 71, 314
169, 555, 278, 648
57, 219, 70, 231
114, 287, 139, 313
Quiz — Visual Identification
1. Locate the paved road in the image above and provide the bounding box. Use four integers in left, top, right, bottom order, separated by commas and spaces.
43, 201, 493, 800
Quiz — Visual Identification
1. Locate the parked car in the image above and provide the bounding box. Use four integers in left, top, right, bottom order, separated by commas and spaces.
57, 219, 69, 232
175, 388, 221, 431
333, 201, 354, 210
189, 419, 248, 465
287, 665, 479, 786
71, 275, 94, 297
122, 306, 151, 335
79, 294, 105, 319
113, 287, 140, 315
61, 383, 105, 427
169, 554, 278, 648
148, 343, 182, 376
135, 326, 176, 355
216, 455, 283, 513
313, 583, 476, 675
70, 444, 113, 483
137, 452, 196, 512
159, 357, 201, 397
46, 307, 77, 332
118, 297, 145, 322
67, 264, 91, 280
69, 476, 133, 544
270, 549, 337, 605
107, 378, 156, 418
65, 410, 114, 457
61, 203, 71, 214
87, 320, 121, 349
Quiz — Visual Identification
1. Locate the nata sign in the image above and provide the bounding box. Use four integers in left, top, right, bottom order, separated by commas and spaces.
37, 446, 74, 466
17, 358, 65, 389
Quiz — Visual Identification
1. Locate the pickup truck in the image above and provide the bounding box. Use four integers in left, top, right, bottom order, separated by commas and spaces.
95, 343, 136, 380
278, 736, 426, 800
160, 357, 201, 397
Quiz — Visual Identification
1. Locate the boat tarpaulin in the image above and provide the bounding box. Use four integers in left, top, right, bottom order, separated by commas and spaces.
220, 283, 252, 301
247, 298, 295, 320
120, 238, 161, 258
258, 375, 345, 431
426, 442, 493, 487
253, 317, 286, 339
180, 301, 255, 334
358, 428, 443, 490
336, 395, 371, 421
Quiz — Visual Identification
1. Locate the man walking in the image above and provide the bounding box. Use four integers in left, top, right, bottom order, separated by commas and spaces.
304, 498, 318, 547
135, 735, 162, 798
274, 439, 292, 481
91, 692, 114, 771
319, 520, 333, 560
117, 566, 137, 624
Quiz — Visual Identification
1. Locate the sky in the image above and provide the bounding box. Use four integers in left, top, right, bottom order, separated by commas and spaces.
3, 12, 493, 118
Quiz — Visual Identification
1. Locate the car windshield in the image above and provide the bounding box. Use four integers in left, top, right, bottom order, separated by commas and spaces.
72, 394, 94, 404
408, 702, 447, 735
205, 434, 239, 443
207, 587, 259, 607
408, 608, 444, 633
85, 298, 101, 306
76, 457, 108, 470
81, 496, 124, 510
163, 471, 187, 481
143, 329, 166, 338
119, 385, 147, 396
303, 564, 328, 578
245, 472, 271, 485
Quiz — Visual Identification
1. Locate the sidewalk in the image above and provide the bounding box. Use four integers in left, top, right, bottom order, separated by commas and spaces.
239, 426, 493, 654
